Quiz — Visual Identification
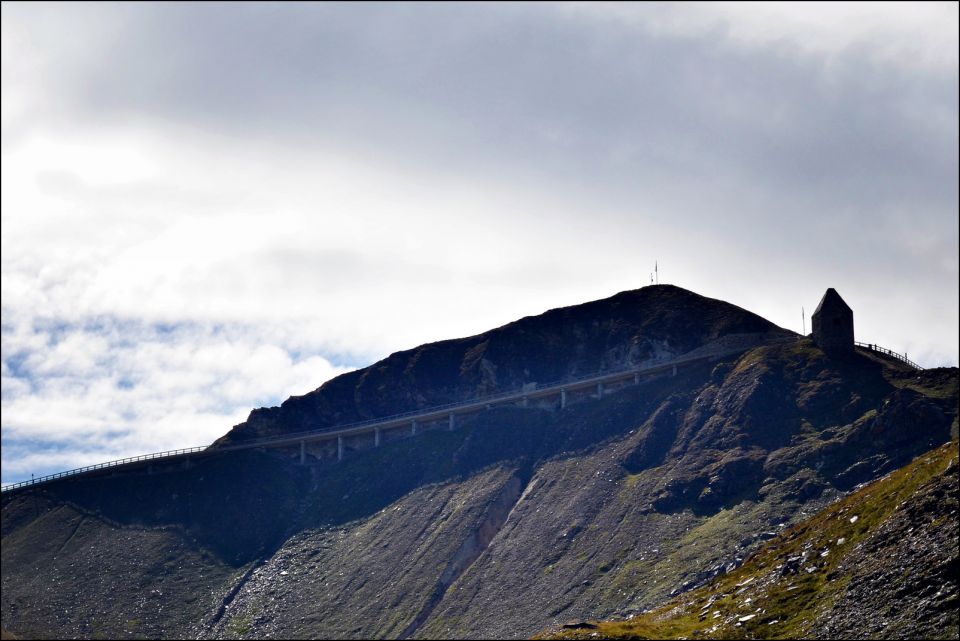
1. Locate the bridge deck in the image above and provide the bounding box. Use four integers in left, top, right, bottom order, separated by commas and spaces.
231, 355, 704, 450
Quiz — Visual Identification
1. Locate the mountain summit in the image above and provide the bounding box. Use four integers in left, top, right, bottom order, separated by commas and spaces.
217, 285, 792, 446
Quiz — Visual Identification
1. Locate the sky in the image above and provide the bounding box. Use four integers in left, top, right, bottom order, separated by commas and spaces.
2, 1, 957, 485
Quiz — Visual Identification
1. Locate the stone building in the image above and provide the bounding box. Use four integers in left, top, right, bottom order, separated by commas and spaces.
811, 288, 854, 354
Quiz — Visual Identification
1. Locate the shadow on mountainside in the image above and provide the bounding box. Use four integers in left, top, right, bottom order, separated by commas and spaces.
5, 341, 954, 569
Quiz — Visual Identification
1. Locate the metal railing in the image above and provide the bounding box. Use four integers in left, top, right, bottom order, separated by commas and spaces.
855, 342, 923, 370
210, 339, 784, 451
2, 335, 792, 493
0, 446, 208, 492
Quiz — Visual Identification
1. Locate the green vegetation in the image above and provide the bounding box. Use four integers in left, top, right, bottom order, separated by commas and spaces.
624, 473, 643, 489
537, 440, 959, 640
226, 614, 252, 637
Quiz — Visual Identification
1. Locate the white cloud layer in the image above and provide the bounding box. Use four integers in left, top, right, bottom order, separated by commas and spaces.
1, 316, 352, 483
2, 2, 957, 483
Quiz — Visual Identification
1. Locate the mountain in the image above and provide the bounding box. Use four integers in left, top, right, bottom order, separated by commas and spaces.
536, 439, 959, 640
215, 285, 791, 445
1, 285, 957, 640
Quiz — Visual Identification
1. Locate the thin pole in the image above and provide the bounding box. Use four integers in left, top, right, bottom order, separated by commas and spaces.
802, 307, 805, 335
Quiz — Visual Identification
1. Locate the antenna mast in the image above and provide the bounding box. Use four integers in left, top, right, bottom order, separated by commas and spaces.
802, 306, 805, 335
655, 261, 658, 285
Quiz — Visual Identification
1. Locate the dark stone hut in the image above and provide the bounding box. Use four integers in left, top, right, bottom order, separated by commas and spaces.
811, 288, 854, 354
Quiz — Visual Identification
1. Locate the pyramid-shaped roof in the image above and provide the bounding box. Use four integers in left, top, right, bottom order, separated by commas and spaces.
812, 288, 852, 317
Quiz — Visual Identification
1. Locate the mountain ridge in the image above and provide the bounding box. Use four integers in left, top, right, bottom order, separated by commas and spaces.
216, 285, 793, 446
2, 286, 956, 640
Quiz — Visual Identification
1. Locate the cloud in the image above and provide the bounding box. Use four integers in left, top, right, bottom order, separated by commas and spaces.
1, 315, 352, 483
563, 2, 959, 70
1, 2, 957, 482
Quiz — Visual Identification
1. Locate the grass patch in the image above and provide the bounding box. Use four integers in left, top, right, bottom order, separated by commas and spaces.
226, 614, 253, 637
624, 473, 642, 489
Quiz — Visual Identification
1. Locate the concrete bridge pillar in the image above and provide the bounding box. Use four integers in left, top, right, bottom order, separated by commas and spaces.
672, 364, 677, 377
448, 413, 456, 431
337, 436, 344, 462
182, 456, 191, 470
634, 372, 640, 385
560, 388, 567, 409
521, 396, 528, 407
375, 428, 381, 447
411, 420, 418, 436
300, 440, 306, 465
596, 382, 604, 399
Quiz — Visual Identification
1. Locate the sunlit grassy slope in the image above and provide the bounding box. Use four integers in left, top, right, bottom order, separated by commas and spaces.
537, 439, 959, 640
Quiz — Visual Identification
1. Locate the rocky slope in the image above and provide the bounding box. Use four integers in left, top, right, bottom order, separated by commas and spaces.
1, 286, 957, 640
537, 439, 959, 640
1, 450, 305, 639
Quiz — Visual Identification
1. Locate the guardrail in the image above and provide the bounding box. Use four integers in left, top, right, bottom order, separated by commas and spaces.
216, 337, 802, 451
2, 335, 793, 494
0, 446, 209, 493
213, 350, 720, 451
855, 341, 923, 370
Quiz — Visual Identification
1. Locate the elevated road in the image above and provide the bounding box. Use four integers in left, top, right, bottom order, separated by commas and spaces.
3, 334, 825, 494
